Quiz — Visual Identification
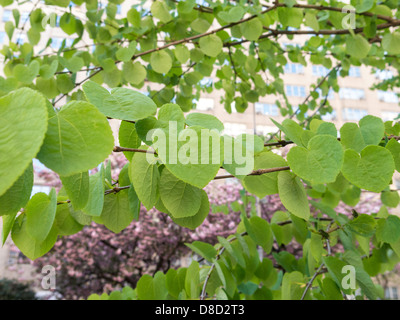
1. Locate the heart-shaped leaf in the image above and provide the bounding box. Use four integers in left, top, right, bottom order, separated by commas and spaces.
12, 213, 58, 260
340, 115, 384, 153
25, 189, 57, 242
223, 134, 264, 178
341, 145, 395, 192
0, 163, 33, 216
13, 60, 40, 84
287, 135, 344, 184
129, 147, 160, 210
242, 151, 288, 197
0, 88, 47, 196
154, 126, 223, 188
83, 81, 157, 121
159, 168, 202, 218
36, 100, 114, 176
278, 171, 310, 221
136, 103, 185, 145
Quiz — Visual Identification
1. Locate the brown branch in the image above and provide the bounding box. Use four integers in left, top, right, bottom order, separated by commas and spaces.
113, 146, 156, 154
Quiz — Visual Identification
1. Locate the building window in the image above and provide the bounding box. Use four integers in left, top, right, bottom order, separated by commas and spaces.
382, 111, 399, 121
50, 37, 74, 49
16, 34, 25, 45
20, 11, 30, 24
312, 65, 329, 77
223, 123, 247, 137
348, 67, 361, 77
385, 287, 399, 300
339, 88, 365, 100
117, 4, 122, 14
8, 250, 19, 265
2, 9, 11, 22
375, 69, 393, 80
0, 31, 5, 44
256, 125, 277, 136
321, 110, 337, 121
196, 98, 214, 111
282, 42, 300, 49
199, 77, 213, 87
255, 103, 279, 116
342, 108, 368, 121
316, 88, 334, 100
286, 85, 306, 97
377, 90, 399, 104
284, 63, 304, 74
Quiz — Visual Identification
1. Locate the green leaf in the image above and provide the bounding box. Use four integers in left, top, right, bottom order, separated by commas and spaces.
166, 269, 186, 299
37, 101, 114, 176
348, 214, 376, 237
150, 51, 172, 74
240, 18, 263, 41
116, 41, 136, 62
185, 241, 217, 262
123, 61, 147, 85
155, 126, 222, 188
322, 256, 353, 295
277, 119, 306, 147
151, 1, 172, 23
82, 166, 105, 217
174, 45, 190, 64
14, 60, 40, 84
5, 20, 14, 40
376, 215, 400, 244
1, 213, 17, 246
101, 190, 134, 233
59, 56, 84, 73
341, 146, 394, 193
242, 151, 288, 197
356, 0, 374, 13
60, 12, 76, 35
346, 34, 371, 59
83, 81, 157, 121
214, 260, 236, 297
381, 190, 400, 208
136, 273, 168, 300
118, 121, 141, 161
0, 163, 33, 216
217, 235, 245, 268
0, 88, 47, 196
382, 33, 400, 55
39, 60, 58, 79
277, 171, 310, 221
222, 134, 262, 179
287, 135, 344, 185
190, 18, 211, 33
136, 104, 185, 146
25, 189, 57, 242
12, 214, 58, 260
218, 6, 244, 23
185, 261, 200, 299
199, 35, 223, 57
340, 116, 384, 153
244, 216, 273, 254
169, 190, 210, 230
386, 138, 400, 172
60, 171, 89, 211
129, 148, 160, 210
55, 203, 84, 236
305, 12, 319, 32
159, 168, 202, 218
185, 113, 224, 131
